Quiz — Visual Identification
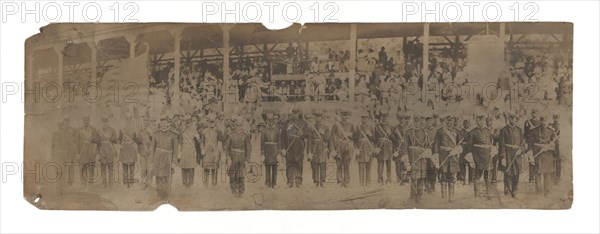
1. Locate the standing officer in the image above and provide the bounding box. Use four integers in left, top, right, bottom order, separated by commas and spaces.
178, 115, 200, 189
524, 109, 539, 182
98, 116, 119, 189
51, 119, 72, 189
549, 113, 561, 185
151, 118, 180, 199
283, 108, 307, 188
199, 114, 224, 188
355, 113, 375, 187
119, 113, 140, 189
432, 116, 462, 202
261, 112, 284, 188
223, 118, 251, 197
330, 110, 356, 187
392, 115, 408, 185
467, 114, 494, 198
498, 112, 525, 198
374, 112, 394, 185
424, 116, 437, 194
458, 119, 473, 184
137, 116, 154, 190
531, 115, 558, 197
60, 117, 78, 186
77, 115, 99, 187
401, 116, 430, 202
305, 111, 330, 187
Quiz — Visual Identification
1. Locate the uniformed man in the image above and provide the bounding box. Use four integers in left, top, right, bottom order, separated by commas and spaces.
51, 119, 75, 189
355, 113, 375, 187
151, 118, 180, 199
458, 119, 473, 184
98, 116, 119, 189
487, 116, 501, 184
401, 116, 431, 202
199, 114, 224, 188
432, 115, 462, 202
77, 115, 100, 187
305, 111, 330, 187
467, 114, 494, 198
119, 113, 140, 188
498, 112, 525, 198
531, 115, 558, 197
392, 115, 408, 185
424, 116, 437, 194
524, 109, 539, 182
330, 110, 355, 187
283, 108, 307, 188
178, 115, 200, 188
549, 113, 561, 185
374, 112, 394, 185
261, 112, 284, 188
137, 116, 154, 189
60, 117, 78, 186
223, 118, 251, 197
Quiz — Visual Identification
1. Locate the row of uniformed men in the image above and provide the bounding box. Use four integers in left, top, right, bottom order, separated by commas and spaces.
51, 108, 560, 201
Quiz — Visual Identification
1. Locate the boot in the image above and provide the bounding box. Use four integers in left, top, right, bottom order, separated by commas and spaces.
441, 182, 446, 199
473, 180, 479, 197
448, 183, 455, 203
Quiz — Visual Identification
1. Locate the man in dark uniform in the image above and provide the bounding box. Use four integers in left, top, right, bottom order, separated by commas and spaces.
458, 119, 472, 184
355, 113, 375, 187
392, 115, 408, 185
283, 108, 307, 188
261, 112, 284, 188
77, 115, 100, 187
119, 113, 140, 188
151, 118, 180, 199
524, 109, 539, 182
401, 116, 431, 202
487, 116, 500, 184
305, 111, 330, 187
498, 113, 525, 198
330, 110, 355, 187
51, 118, 76, 189
60, 117, 78, 186
549, 113, 561, 185
467, 114, 494, 198
98, 116, 119, 189
374, 112, 394, 185
432, 116, 462, 202
223, 118, 251, 197
531, 116, 558, 197
424, 116, 437, 194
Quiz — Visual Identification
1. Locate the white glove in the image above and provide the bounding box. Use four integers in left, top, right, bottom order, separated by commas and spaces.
431, 155, 440, 168
392, 151, 399, 158
527, 150, 535, 165
491, 146, 499, 156
450, 145, 463, 155
500, 157, 507, 167
464, 153, 474, 164
281, 149, 287, 155
400, 154, 409, 166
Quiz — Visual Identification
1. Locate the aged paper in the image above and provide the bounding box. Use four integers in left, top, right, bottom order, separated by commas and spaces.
24, 23, 573, 210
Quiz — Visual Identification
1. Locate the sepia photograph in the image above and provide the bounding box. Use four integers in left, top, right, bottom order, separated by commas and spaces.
23, 22, 573, 210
